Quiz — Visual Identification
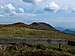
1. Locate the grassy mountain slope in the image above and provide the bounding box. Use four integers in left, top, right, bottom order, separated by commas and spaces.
0, 22, 75, 40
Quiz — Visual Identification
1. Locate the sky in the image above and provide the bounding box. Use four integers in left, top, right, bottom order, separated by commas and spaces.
0, 0, 75, 29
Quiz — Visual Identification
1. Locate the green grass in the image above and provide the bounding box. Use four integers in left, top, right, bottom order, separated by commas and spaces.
0, 26, 75, 40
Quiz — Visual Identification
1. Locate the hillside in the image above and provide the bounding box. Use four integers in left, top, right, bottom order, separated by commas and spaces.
30, 22, 56, 30
0, 22, 75, 40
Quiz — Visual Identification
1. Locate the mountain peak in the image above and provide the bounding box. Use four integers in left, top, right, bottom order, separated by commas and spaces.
30, 22, 56, 30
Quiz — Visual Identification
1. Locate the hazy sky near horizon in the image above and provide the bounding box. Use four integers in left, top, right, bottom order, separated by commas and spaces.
0, 0, 75, 29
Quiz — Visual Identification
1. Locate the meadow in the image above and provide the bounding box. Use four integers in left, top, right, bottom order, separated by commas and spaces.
0, 24, 74, 40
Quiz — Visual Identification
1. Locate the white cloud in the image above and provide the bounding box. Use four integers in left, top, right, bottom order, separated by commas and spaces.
48, 1, 60, 13
33, 0, 45, 5
12, 13, 36, 17
6, 3, 15, 10
18, 8, 24, 13
0, 3, 16, 16
71, 8, 75, 12
0, 14, 4, 16
0, 6, 4, 8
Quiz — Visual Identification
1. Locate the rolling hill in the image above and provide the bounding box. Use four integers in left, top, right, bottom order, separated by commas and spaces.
64, 29, 75, 35
0, 22, 75, 40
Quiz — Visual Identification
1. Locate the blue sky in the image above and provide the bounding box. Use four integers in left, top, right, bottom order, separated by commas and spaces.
0, 0, 75, 29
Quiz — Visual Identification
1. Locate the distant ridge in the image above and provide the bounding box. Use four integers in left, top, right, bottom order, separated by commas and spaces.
0, 22, 56, 30
64, 29, 75, 35
0, 22, 29, 28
